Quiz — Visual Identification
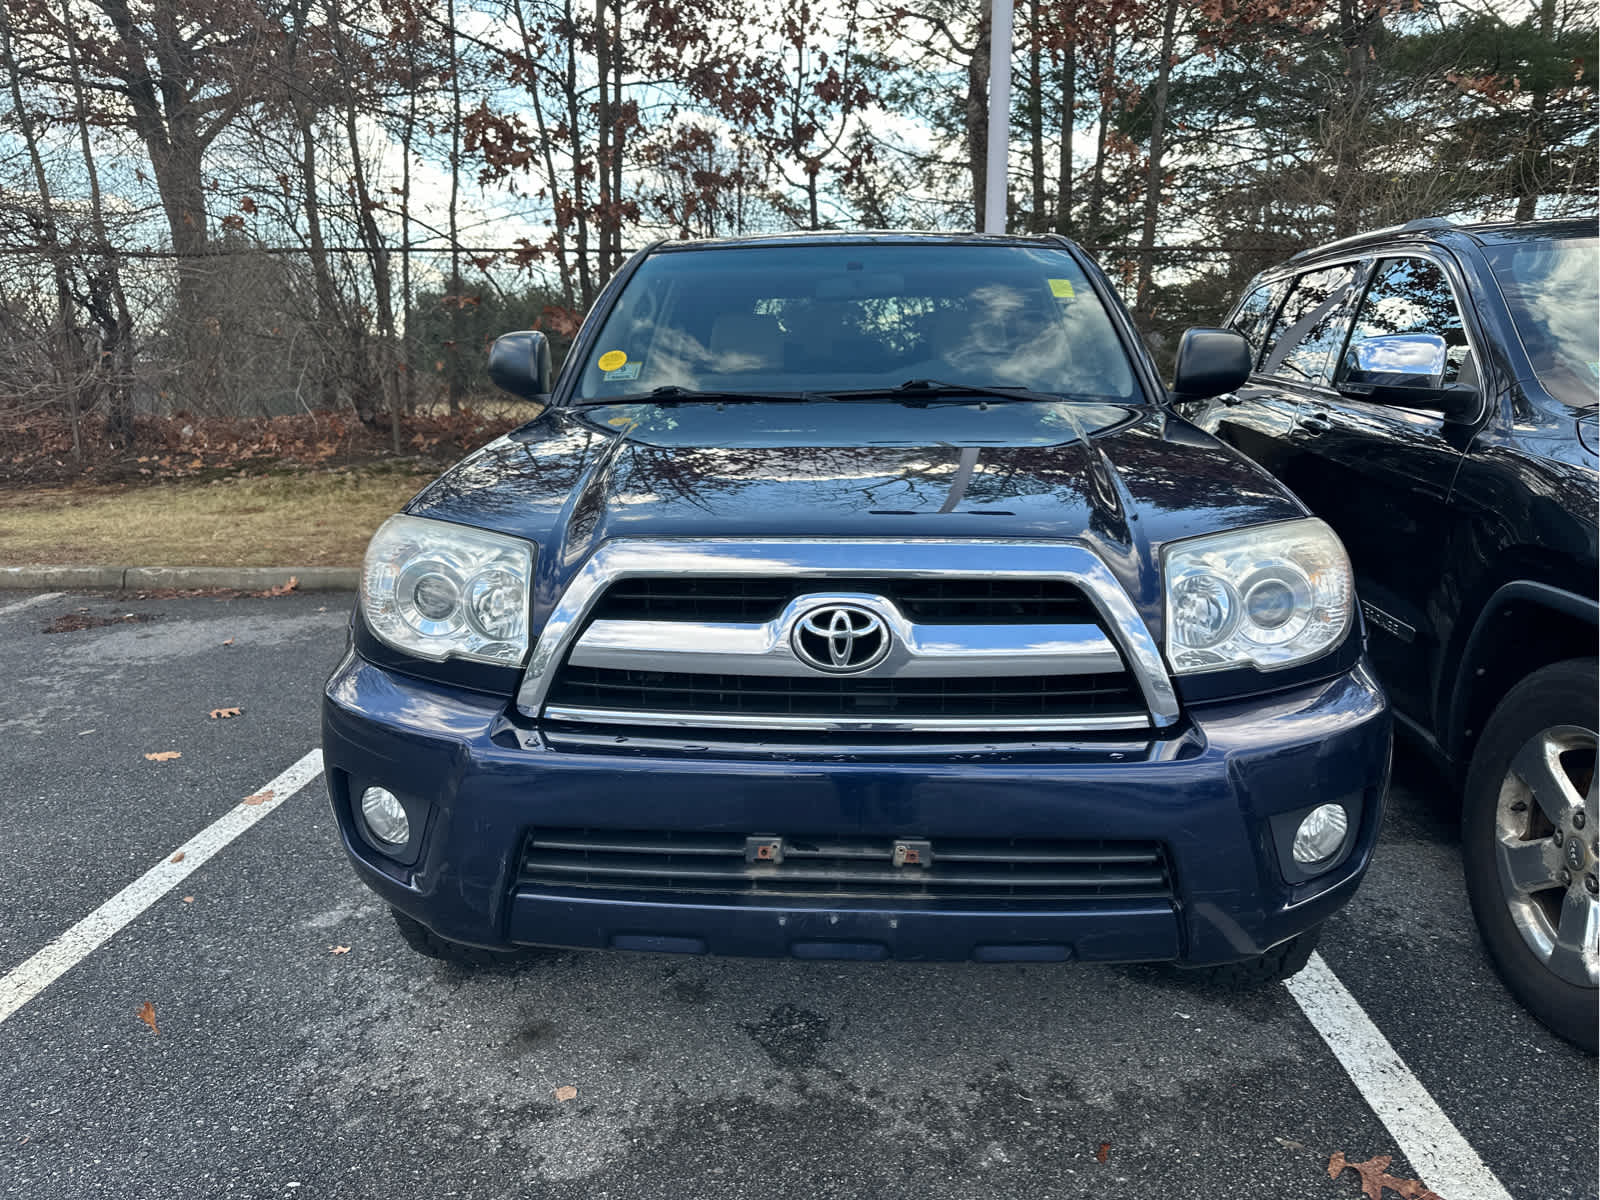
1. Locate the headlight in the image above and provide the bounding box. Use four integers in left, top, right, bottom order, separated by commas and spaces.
1162, 518, 1352, 674
360, 515, 533, 665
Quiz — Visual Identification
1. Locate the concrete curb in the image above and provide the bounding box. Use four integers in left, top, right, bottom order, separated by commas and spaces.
0, 565, 358, 591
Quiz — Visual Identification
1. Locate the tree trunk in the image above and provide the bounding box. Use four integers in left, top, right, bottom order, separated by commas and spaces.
1027, 0, 1045, 231
1331, 0, 1378, 236
564, 0, 594, 304
332, 0, 399, 443
508, 0, 576, 309
967, 7, 992, 230
1515, 0, 1559, 220
95, 0, 215, 355
61, 0, 135, 442
1085, 20, 1115, 244
0, 1, 82, 458
297, 116, 341, 412
399, 54, 416, 419
1135, 0, 1179, 324
446, 0, 464, 413
1055, 12, 1076, 236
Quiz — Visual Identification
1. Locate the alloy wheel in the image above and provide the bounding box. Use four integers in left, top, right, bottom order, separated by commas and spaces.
1493, 724, 1600, 988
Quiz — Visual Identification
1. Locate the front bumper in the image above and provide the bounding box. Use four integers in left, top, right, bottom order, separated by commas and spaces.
322, 652, 1391, 965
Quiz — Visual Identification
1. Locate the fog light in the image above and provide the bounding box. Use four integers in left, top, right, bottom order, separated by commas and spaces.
1292, 803, 1349, 864
359, 786, 410, 846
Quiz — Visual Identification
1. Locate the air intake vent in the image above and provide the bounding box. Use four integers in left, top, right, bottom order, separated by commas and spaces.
589, 576, 1100, 625
519, 829, 1174, 904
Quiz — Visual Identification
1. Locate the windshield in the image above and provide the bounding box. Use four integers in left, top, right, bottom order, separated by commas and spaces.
1482, 234, 1599, 409
573, 243, 1140, 402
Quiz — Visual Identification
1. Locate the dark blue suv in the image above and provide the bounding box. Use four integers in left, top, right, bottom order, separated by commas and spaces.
322, 232, 1391, 981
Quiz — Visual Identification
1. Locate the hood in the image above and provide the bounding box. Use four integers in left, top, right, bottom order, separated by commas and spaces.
408, 399, 1305, 620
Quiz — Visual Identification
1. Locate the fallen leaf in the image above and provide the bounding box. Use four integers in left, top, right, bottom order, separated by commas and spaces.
329, 945, 350, 955
170, 851, 185, 863
144, 750, 181, 762
554, 1085, 577, 1102
1328, 1152, 1443, 1200
209, 706, 242, 720
221, 638, 234, 646
137, 1001, 158, 1033
1275, 1136, 1305, 1151
241, 789, 274, 806
259, 576, 299, 598
182, 896, 194, 903
1096, 1142, 1110, 1164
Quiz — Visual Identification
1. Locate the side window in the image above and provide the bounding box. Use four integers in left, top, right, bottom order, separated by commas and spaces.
1227, 279, 1287, 367
1342, 257, 1469, 385
1259, 265, 1360, 385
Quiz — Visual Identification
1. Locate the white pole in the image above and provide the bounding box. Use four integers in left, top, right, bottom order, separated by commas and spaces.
984, 0, 1014, 233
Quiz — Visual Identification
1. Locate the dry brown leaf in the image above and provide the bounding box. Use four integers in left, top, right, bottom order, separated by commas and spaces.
1328, 1152, 1443, 1200
221, 638, 234, 646
1095, 1142, 1110, 1164
329, 945, 350, 955
241, 789, 274, 806
182, 896, 194, 903
137, 1001, 158, 1034
209, 707, 242, 720
554, 1086, 577, 1103
170, 851, 185, 863
259, 576, 299, 598
144, 750, 181, 762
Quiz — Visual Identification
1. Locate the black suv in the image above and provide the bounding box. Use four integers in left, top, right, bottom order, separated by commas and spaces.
1185, 218, 1598, 1049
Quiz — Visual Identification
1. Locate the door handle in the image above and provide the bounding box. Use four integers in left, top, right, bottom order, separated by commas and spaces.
1299, 408, 1333, 435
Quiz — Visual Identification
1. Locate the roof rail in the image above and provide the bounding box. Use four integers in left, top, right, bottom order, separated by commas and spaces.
1288, 217, 1455, 263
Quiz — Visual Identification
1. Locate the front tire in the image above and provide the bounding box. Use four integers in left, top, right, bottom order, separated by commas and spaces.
390, 908, 544, 968
1198, 925, 1321, 987
1462, 658, 1598, 1053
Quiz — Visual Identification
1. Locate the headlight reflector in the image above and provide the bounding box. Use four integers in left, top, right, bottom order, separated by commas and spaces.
361, 515, 533, 665
1162, 519, 1352, 674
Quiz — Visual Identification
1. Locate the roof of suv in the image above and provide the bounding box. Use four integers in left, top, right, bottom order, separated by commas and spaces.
647, 230, 1066, 253
1286, 216, 1597, 267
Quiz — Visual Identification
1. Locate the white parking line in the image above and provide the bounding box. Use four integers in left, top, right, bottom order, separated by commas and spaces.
0, 748, 324, 1026
0, 591, 63, 618
1287, 951, 1514, 1200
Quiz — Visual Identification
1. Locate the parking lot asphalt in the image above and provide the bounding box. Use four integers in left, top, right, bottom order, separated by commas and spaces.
0, 589, 1593, 1200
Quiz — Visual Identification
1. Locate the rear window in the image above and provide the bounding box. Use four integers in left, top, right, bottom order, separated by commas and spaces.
1482, 235, 1599, 409
574, 243, 1139, 402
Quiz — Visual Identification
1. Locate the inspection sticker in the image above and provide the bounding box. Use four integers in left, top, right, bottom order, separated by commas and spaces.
1048, 278, 1075, 299
597, 349, 628, 372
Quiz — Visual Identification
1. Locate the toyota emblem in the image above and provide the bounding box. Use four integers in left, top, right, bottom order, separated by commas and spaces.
792, 604, 891, 673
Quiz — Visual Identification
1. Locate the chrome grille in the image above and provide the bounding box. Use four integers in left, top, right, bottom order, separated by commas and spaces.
519, 829, 1174, 904
513, 540, 1182, 735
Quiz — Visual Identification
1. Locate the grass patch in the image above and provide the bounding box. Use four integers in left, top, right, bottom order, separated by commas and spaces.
0, 466, 439, 567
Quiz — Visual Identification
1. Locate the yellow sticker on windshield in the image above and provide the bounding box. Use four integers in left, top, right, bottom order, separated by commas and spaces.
1048, 278, 1075, 299
597, 349, 627, 372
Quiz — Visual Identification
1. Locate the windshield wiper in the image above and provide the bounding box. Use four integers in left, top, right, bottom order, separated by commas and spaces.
592, 385, 835, 404
825, 379, 1083, 405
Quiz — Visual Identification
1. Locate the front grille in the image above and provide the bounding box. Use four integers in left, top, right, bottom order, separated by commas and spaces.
519, 829, 1173, 903
547, 666, 1146, 721
589, 576, 1099, 625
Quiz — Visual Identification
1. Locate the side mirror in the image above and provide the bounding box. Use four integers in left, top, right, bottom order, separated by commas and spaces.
1337, 333, 1478, 420
487, 330, 553, 400
1171, 327, 1252, 400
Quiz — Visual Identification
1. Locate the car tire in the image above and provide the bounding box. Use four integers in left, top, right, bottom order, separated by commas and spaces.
390, 908, 543, 968
1198, 925, 1321, 987
1462, 658, 1598, 1053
